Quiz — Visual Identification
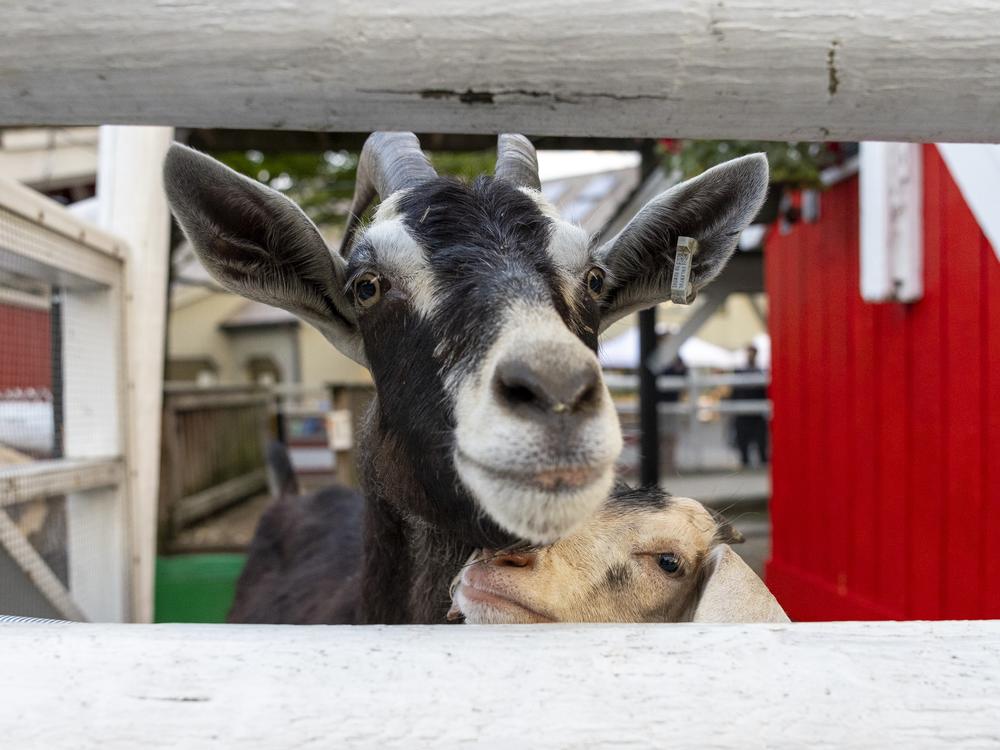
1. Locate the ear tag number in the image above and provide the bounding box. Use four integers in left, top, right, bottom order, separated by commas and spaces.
670, 236, 699, 304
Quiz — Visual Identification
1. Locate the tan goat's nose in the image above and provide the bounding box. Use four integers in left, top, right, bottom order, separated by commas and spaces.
484, 550, 535, 569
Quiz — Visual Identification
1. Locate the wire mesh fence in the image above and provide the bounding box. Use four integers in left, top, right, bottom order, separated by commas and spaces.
0, 182, 127, 622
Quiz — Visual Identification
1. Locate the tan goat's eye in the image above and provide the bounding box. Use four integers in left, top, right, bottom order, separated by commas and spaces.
354, 273, 382, 308
586, 267, 605, 299
657, 553, 681, 575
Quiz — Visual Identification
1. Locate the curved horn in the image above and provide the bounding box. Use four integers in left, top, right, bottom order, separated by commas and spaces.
495, 134, 541, 191
340, 132, 437, 255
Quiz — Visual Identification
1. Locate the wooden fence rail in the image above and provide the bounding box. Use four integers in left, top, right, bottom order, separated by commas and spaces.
2, 1, 1000, 141
158, 385, 270, 540
1, 620, 998, 748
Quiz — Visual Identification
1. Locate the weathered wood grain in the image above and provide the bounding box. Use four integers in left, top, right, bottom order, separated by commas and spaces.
2, 1, 999, 141
1, 621, 999, 748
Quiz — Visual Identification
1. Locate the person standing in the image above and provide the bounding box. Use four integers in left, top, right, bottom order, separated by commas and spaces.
730, 345, 769, 467
658, 355, 688, 475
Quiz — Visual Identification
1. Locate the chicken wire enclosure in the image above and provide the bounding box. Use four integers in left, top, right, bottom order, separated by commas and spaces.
0, 176, 129, 622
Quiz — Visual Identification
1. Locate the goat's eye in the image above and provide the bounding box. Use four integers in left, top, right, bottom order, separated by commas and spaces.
354, 273, 382, 307
657, 553, 681, 574
586, 267, 605, 299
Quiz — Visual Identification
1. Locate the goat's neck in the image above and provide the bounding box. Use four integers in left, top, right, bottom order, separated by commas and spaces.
358, 398, 473, 624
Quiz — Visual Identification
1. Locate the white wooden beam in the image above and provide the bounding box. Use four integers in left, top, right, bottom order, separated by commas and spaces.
1, 621, 999, 747
2, 2, 1000, 141
60, 278, 127, 623
0, 458, 124, 508
0, 177, 122, 288
96, 126, 174, 624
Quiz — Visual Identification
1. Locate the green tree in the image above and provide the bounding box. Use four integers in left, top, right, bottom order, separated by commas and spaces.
212, 148, 497, 228
665, 140, 841, 188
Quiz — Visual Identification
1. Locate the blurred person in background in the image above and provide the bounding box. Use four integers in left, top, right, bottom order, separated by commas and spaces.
658, 354, 688, 475
730, 345, 768, 468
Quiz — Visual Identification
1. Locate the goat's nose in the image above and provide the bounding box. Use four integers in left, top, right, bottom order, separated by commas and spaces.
494, 358, 601, 417
483, 550, 536, 569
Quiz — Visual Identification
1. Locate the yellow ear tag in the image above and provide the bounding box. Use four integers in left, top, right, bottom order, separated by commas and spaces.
670, 236, 699, 305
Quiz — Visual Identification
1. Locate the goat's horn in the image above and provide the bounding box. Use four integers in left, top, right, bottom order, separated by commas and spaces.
340, 132, 437, 255
495, 134, 541, 191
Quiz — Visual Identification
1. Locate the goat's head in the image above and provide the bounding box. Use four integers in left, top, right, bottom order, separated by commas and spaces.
163, 133, 768, 546
449, 489, 789, 624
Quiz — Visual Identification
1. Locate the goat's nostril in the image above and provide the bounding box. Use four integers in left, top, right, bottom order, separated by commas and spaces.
494, 360, 550, 412
490, 552, 534, 569
493, 358, 602, 417
575, 382, 601, 411
499, 382, 538, 408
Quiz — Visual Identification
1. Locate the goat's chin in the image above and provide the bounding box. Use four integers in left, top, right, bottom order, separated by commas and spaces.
455, 453, 615, 544
453, 584, 553, 624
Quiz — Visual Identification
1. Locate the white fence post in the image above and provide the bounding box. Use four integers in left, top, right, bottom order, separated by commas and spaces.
60, 279, 126, 621
96, 126, 174, 623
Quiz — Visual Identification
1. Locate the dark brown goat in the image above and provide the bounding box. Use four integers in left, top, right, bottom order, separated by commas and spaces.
228, 443, 362, 624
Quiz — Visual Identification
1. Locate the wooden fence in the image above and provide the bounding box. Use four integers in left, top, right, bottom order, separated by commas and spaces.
3, 0, 1000, 741
3, 2, 1000, 142
2, 620, 999, 748
0, 177, 129, 623
157, 385, 270, 540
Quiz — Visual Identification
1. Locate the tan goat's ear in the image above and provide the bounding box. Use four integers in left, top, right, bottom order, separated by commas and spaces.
709, 509, 744, 545
692, 545, 789, 623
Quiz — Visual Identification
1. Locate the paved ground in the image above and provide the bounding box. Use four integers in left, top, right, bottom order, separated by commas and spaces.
168, 493, 271, 553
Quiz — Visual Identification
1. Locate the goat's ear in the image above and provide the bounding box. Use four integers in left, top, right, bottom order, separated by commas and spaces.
596, 154, 769, 331
163, 143, 366, 366
692, 545, 789, 623
709, 509, 745, 545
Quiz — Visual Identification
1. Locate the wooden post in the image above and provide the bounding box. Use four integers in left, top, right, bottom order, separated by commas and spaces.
96, 126, 174, 623
638, 308, 660, 486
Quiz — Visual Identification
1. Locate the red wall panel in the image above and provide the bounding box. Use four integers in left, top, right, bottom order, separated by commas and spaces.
766, 145, 1000, 620
0, 303, 51, 392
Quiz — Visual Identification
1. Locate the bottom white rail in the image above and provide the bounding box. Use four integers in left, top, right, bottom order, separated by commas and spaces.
1, 621, 998, 749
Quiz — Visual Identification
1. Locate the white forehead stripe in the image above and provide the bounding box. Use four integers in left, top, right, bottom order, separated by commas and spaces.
517, 187, 591, 272
363, 218, 438, 318
547, 220, 592, 273
517, 186, 594, 323
373, 191, 403, 222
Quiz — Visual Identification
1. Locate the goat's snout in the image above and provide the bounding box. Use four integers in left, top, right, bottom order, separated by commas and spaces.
482, 549, 536, 569
493, 356, 601, 419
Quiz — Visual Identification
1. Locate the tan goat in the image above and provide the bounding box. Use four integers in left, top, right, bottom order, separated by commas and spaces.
449, 488, 788, 624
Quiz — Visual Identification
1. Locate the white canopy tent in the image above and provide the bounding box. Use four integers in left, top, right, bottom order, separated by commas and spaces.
600, 326, 770, 371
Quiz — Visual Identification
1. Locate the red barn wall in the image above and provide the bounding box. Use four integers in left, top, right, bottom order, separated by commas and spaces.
0, 302, 51, 391
766, 145, 1000, 620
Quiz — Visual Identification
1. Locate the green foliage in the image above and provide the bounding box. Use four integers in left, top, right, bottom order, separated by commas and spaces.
211, 148, 497, 228
665, 140, 839, 189
211, 149, 358, 227
428, 150, 496, 179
